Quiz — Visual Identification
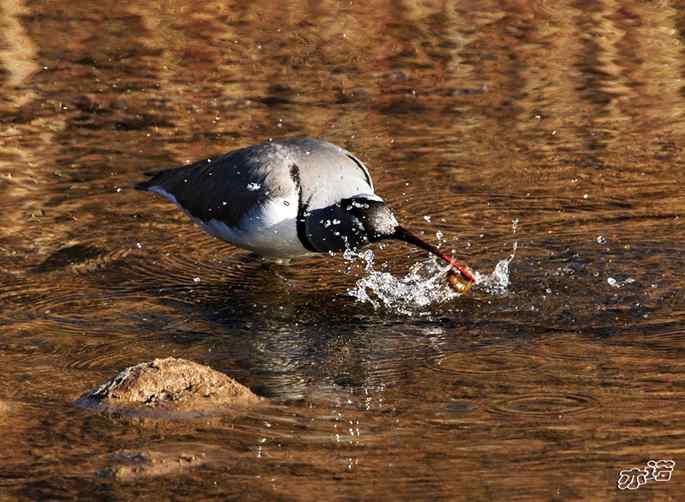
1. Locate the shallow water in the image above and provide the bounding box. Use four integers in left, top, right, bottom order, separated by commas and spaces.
1, 0, 684, 499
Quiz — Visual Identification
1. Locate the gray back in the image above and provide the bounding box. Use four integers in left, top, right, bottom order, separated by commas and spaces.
141, 138, 376, 229
285, 139, 375, 211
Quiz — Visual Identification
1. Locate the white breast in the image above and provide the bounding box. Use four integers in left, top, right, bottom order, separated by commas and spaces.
204, 195, 309, 257
149, 185, 308, 257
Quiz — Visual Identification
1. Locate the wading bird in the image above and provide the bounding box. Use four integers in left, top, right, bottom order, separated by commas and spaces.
136, 138, 475, 285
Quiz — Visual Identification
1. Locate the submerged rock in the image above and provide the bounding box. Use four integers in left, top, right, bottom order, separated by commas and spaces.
97, 445, 220, 481
77, 357, 259, 413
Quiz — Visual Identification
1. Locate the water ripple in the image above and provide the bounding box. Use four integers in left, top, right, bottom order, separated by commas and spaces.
487, 393, 598, 417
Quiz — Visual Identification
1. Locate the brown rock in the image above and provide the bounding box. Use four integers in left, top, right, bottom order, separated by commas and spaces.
77, 357, 259, 413
98, 445, 218, 481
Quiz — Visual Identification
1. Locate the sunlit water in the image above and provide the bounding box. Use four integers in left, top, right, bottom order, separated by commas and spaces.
1, 0, 684, 500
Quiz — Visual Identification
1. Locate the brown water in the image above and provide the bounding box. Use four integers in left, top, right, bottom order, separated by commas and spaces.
1, 0, 684, 499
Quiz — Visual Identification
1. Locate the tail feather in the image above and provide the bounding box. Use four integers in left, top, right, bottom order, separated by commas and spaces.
134, 178, 155, 191
143, 169, 166, 177
135, 167, 182, 192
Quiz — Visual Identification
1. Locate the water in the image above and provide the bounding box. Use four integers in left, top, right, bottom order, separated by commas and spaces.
345, 238, 516, 313
1, 0, 685, 499
346, 249, 463, 314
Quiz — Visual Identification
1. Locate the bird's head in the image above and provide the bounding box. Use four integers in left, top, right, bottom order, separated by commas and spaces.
341, 195, 476, 284
341, 196, 399, 242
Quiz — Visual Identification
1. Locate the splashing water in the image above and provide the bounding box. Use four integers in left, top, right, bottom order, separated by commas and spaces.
346, 237, 518, 315
345, 249, 460, 315
473, 241, 517, 296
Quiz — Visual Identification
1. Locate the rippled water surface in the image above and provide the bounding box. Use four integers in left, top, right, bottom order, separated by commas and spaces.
1, 0, 684, 499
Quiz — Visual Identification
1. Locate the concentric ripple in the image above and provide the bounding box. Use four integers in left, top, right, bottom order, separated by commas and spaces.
487, 393, 598, 417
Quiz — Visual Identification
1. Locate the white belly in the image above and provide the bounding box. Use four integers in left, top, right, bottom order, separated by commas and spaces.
202, 197, 308, 257
149, 186, 309, 257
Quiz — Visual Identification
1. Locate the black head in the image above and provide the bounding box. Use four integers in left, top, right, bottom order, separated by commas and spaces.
341, 195, 476, 283
341, 196, 399, 242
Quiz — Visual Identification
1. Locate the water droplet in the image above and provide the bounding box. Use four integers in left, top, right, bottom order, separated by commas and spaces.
247, 182, 261, 191
473, 241, 517, 295
607, 277, 635, 288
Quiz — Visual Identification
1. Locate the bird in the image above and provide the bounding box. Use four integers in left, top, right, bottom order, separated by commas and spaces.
135, 138, 475, 283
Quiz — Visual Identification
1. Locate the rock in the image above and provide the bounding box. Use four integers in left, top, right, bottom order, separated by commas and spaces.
77, 357, 259, 413
97, 445, 219, 481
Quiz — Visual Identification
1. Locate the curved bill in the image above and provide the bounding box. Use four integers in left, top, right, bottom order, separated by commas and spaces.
392, 226, 476, 283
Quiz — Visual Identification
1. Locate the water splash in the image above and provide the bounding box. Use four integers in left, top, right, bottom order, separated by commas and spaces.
474, 218, 519, 295
607, 276, 635, 289
346, 238, 518, 315
345, 249, 459, 315
473, 241, 517, 296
